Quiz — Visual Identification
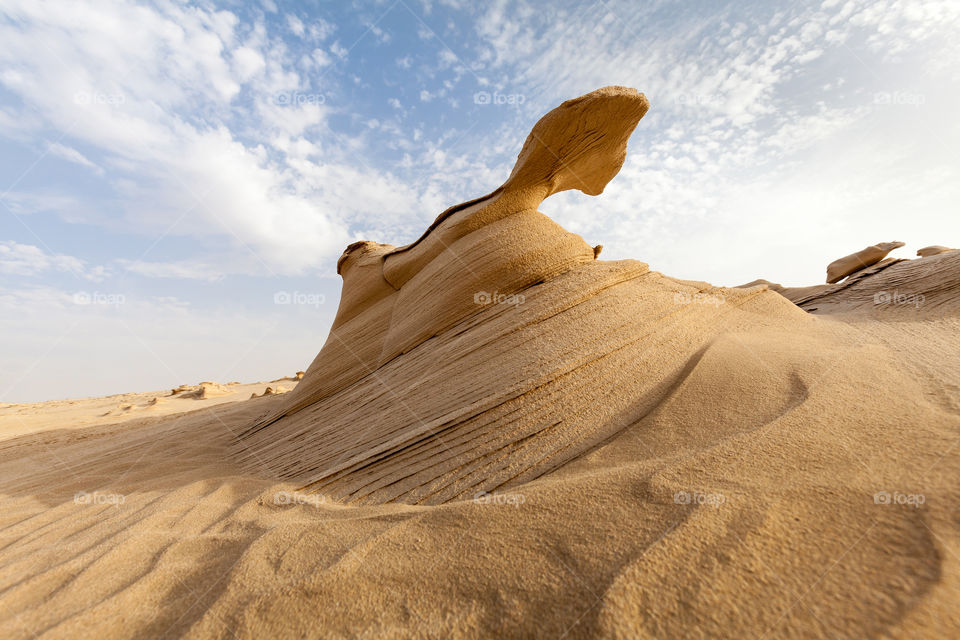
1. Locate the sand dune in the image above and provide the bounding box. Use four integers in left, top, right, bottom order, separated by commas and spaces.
1, 87, 959, 638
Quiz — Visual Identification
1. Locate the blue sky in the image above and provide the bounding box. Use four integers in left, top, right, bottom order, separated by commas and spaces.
1, 0, 958, 402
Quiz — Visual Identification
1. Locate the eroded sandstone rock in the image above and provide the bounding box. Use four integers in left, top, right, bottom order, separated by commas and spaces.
261, 86, 650, 427
917, 245, 955, 258
826, 241, 905, 284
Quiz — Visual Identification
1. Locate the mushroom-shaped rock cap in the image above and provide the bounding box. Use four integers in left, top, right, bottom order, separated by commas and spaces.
503, 86, 649, 200
381, 86, 649, 289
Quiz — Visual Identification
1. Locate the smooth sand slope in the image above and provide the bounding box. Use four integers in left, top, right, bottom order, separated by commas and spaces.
1, 87, 959, 639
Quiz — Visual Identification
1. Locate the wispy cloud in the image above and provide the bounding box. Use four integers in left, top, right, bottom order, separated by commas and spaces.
46, 142, 103, 174
0, 241, 106, 281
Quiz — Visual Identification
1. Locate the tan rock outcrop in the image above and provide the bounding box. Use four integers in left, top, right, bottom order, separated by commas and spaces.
825, 241, 904, 283
917, 245, 955, 258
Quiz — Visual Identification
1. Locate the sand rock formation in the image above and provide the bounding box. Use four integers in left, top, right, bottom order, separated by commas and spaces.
250, 385, 290, 399
917, 245, 955, 257
826, 241, 905, 283
235, 87, 812, 504
252, 87, 649, 427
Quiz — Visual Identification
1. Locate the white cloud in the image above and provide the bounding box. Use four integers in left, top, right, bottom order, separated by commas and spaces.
0, 191, 89, 220
330, 40, 348, 59
369, 24, 391, 44
469, 0, 960, 285
0, 241, 105, 280
286, 14, 305, 37
232, 46, 266, 81
308, 18, 335, 41
310, 48, 333, 68
438, 49, 458, 67
0, 0, 442, 275
45, 142, 103, 174
118, 259, 227, 282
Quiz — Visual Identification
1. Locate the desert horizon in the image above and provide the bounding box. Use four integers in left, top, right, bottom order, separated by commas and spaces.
2, 1, 959, 639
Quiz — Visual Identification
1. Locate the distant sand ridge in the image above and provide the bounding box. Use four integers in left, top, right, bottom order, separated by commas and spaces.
742, 240, 960, 315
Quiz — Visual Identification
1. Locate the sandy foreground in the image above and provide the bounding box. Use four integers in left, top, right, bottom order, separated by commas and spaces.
2, 306, 959, 639
2, 87, 959, 638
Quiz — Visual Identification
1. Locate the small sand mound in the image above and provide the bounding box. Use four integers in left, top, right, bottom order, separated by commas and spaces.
176, 382, 231, 400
